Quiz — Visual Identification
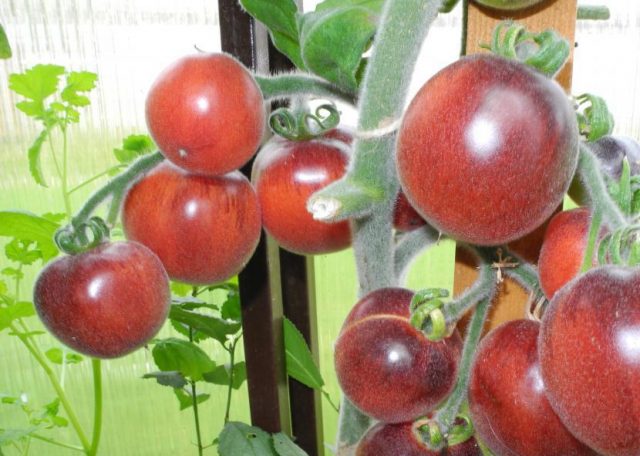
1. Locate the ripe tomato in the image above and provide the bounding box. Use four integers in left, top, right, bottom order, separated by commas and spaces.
251, 133, 351, 255
473, 0, 547, 10
469, 319, 597, 456
33, 241, 170, 359
334, 288, 461, 423
538, 208, 602, 299
122, 162, 261, 285
539, 266, 640, 455
145, 53, 265, 176
393, 191, 427, 232
396, 54, 578, 245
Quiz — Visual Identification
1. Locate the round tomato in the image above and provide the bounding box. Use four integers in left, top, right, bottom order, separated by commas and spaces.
539, 266, 640, 455
33, 241, 170, 358
122, 162, 261, 285
251, 133, 351, 255
145, 53, 265, 176
396, 54, 578, 245
393, 191, 427, 232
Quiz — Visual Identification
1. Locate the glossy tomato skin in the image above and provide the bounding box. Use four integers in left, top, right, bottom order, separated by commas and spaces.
539, 266, 640, 455
473, 0, 547, 11
469, 319, 597, 456
251, 134, 351, 255
122, 162, 261, 285
33, 241, 170, 359
145, 53, 265, 176
397, 54, 578, 245
393, 191, 427, 232
356, 422, 482, 456
538, 208, 602, 299
335, 288, 462, 423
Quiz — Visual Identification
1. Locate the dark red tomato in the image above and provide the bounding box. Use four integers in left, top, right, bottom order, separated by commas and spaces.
396, 54, 578, 245
393, 191, 427, 232
356, 421, 482, 456
251, 134, 351, 255
335, 288, 461, 423
538, 208, 602, 299
539, 266, 640, 455
469, 319, 597, 456
122, 162, 261, 285
33, 241, 170, 359
473, 0, 547, 11
145, 53, 265, 176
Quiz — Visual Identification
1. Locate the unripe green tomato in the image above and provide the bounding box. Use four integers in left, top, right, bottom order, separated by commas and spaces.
473, 0, 547, 11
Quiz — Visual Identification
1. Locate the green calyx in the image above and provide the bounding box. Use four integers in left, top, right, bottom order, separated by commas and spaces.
269, 102, 341, 141
410, 288, 450, 341
486, 21, 570, 78
575, 93, 615, 142
54, 216, 110, 255
416, 413, 475, 451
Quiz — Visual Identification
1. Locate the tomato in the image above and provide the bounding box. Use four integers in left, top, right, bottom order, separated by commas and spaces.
356, 421, 482, 456
472, 0, 547, 10
251, 133, 351, 255
538, 208, 602, 299
469, 319, 597, 456
122, 162, 261, 285
145, 53, 265, 176
33, 241, 170, 359
539, 266, 640, 455
393, 191, 427, 232
396, 54, 578, 245
334, 288, 461, 423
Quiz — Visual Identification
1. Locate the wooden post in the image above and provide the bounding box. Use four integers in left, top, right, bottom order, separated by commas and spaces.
454, 0, 578, 329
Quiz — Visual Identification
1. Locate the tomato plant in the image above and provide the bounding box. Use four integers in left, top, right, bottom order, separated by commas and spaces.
472, 0, 547, 11
145, 53, 265, 176
34, 241, 170, 358
122, 162, 261, 285
397, 54, 579, 245
393, 191, 427, 232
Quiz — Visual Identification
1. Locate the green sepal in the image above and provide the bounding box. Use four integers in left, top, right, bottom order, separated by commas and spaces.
576, 93, 615, 142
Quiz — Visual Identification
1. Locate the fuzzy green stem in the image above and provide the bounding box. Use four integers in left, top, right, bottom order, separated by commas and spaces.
501, 248, 539, 292
428, 294, 494, 450
255, 74, 357, 105
578, 144, 627, 230
88, 359, 102, 456
29, 434, 85, 452
68, 165, 127, 195
577, 5, 610, 20
71, 151, 164, 228
223, 335, 240, 424
394, 225, 441, 282
581, 209, 602, 273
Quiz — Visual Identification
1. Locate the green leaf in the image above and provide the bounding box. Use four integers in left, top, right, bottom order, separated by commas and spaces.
0, 24, 12, 59
152, 338, 216, 381
0, 281, 8, 297
27, 128, 50, 187
142, 371, 188, 389
40, 212, 66, 224
170, 281, 193, 297
299, 6, 377, 91
218, 422, 275, 456
0, 211, 60, 261
169, 305, 241, 346
61, 71, 97, 107
173, 388, 210, 411
315, 0, 384, 12
203, 362, 247, 389
283, 317, 323, 389
221, 289, 242, 322
113, 134, 154, 164
5, 239, 42, 266
273, 432, 308, 456
9, 65, 65, 118
0, 302, 36, 331
44, 348, 84, 365
240, 0, 305, 70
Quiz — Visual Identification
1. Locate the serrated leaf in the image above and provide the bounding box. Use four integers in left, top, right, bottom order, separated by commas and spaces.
299, 7, 377, 91
152, 338, 215, 381
27, 128, 50, 187
9, 65, 65, 112
113, 134, 154, 164
169, 305, 241, 346
0, 302, 35, 331
5, 239, 41, 266
273, 433, 308, 456
218, 421, 275, 456
142, 371, 188, 389
0, 211, 60, 261
173, 388, 210, 411
61, 71, 97, 107
283, 317, 323, 389
44, 348, 84, 365
240, 0, 305, 70
203, 361, 247, 389
0, 24, 11, 59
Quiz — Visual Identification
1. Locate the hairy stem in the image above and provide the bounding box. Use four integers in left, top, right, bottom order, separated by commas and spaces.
88, 359, 103, 456
394, 225, 441, 283
29, 434, 84, 452
255, 74, 357, 105
68, 165, 127, 195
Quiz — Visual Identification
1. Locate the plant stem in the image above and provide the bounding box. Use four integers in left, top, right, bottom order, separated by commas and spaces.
61, 126, 73, 220
577, 5, 610, 20
255, 74, 357, 105
68, 165, 127, 195
88, 359, 102, 456
223, 336, 240, 424
186, 310, 204, 456
30, 434, 85, 452
394, 225, 441, 282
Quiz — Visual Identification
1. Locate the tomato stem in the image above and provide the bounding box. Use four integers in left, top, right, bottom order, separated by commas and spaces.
255, 74, 357, 106
394, 225, 441, 281
577, 5, 610, 21
88, 359, 103, 456
581, 209, 602, 273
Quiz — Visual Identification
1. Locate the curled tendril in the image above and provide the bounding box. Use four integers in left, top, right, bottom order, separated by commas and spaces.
417, 413, 474, 450
484, 21, 570, 78
575, 93, 615, 142
54, 216, 111, 255
269, 102, 341, 141
598, 225, 640, 267
410, 288, 450, 341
